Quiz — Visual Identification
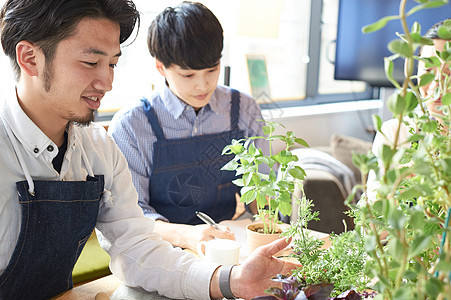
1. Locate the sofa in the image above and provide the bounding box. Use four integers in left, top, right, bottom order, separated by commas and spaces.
285, 134, 373, 234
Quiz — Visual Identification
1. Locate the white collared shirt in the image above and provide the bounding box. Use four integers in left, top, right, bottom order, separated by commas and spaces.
0, 86, 217, 299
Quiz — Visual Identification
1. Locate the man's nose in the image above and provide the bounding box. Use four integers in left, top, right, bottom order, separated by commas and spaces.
195, 75, 208, 91
93, 67, 113, 92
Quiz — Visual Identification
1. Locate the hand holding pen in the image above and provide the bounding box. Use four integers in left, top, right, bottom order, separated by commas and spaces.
196, 211, 222, 231
195, 211, 235, 240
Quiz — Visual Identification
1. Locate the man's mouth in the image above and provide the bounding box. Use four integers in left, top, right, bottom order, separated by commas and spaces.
83, 96, 102, 109
86, 96, 99, 101
195, 93, 209, 100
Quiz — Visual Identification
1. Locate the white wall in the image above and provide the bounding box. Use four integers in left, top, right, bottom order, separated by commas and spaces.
263, 100, 382, 152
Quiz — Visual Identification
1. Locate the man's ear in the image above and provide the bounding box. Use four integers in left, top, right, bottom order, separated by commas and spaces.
155, 59, 166, 77
15, 41, 39, 77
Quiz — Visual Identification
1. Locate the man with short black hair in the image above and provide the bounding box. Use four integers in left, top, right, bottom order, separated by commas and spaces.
0, 1, 297, 299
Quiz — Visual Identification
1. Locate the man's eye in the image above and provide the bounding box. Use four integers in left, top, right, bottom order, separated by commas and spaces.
109, 63, 117, 69
182, 74, 193, 78
84, 62, 97, 67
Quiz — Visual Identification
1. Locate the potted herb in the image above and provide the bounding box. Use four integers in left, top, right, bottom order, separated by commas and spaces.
346, 1, 451, 299
282, 198, 370, 298
221, 120, 309, 252
254, 1, 451, 299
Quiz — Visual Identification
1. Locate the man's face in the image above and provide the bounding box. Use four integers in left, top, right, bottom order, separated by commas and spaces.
37, 18, 121, 125
418, 39, 450, 117
156, 60, 221, 111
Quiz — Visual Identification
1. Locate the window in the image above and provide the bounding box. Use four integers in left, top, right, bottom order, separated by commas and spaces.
0, 0, 374, 118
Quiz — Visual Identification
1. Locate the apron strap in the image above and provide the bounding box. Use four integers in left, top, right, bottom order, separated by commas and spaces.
230, 89, 240, 130
141, 98, 166, 141
142, 90, 240, 140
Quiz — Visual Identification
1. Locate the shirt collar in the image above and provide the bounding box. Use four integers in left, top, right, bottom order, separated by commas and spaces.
160, 85, 218, 118
1, 86, 69, 158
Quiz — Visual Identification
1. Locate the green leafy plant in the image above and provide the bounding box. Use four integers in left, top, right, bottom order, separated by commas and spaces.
282, 197, 370, 297
221, 120, 309, 234
261, 2, 451, 299
345, 1, 451, 299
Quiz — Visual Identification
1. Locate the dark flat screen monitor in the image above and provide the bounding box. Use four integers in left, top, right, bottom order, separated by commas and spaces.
334, 0, 451, 87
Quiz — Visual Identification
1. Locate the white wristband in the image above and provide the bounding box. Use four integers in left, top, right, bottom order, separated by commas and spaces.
219, 265, 237, 299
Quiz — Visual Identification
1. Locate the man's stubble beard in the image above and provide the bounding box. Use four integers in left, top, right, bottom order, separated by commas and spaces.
43, 62, 96, 127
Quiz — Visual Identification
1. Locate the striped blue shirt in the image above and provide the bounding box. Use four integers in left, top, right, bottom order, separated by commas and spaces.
109, 85, 267, 221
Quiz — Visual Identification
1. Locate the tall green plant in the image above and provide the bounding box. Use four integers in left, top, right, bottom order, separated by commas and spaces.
221, 120, 309, 234
348, 1, 451, 298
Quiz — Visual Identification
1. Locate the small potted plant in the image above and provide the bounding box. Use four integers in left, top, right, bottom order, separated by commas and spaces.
221, 120, 309, 253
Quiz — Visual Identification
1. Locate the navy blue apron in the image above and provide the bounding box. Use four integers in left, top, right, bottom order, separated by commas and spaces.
0, 175, 104, 299
142, 89, 244, 225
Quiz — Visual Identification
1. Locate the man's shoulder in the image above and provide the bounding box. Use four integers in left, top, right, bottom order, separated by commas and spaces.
75, 122, 110, 139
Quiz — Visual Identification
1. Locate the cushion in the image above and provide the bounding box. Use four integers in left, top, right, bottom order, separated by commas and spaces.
72, 231, 111, 285
330, 134, 372, 184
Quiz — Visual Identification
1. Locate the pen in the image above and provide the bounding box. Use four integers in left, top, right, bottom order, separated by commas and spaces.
195, 211, 222, 231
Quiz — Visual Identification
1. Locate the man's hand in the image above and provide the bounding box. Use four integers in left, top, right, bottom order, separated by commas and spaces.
154, 221, 235, 251
230, 237, 301, 299
184, 224, 235, 251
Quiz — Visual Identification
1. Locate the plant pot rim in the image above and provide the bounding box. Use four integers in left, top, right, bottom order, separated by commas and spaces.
246, 222, 284, 235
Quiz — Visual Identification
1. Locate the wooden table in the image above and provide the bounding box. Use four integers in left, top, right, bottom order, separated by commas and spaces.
57, 219, 329, 299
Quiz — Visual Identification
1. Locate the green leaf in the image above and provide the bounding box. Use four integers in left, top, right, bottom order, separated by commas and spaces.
425, 276, 443, 298
409, 210, 426, 230
243, 172, 252, 186
397, 186, 421, 201
364, 234, 377, 252
384, 56, 402, 88
406, 0, 448, 16
229, 144, 244, 154
442, 92, 451, 105
411, 21, 421, 35
294, 138, 310, 148
422, 56, 441, 68
241, 189, 257, 204
408, 234, 431, 259
232, 178, 244, 187
387, 92, 406, 115
262, 125, 274, 136
388, 238, 405, 260
289, 166, 306, 180
248, 142, 257, 156
388, 39, 412, 58
269, 197, 278, 209
240, 186, 253, 195
272, 150, 297, 165
410, 32, 422, 43
380, 144, 395, 164
267, 135, 285, 141
393, 286, 414, 300
384, 57, 394, 79
438, 24, 451, 39
419, 72, 435, 87
256, 191, 267, 207
405, 91, 418, 112
279, 201, 292, 216
362, 15, 399, 33
388, 208, 406, 230
422, 120, 438, 133
373, 114, 383, 132
221, 159, 238, 171
269, 169, 277, 181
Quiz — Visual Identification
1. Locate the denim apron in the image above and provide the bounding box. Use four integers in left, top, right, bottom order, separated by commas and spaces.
0, 123, 104, 299
142, 89, 244, 225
